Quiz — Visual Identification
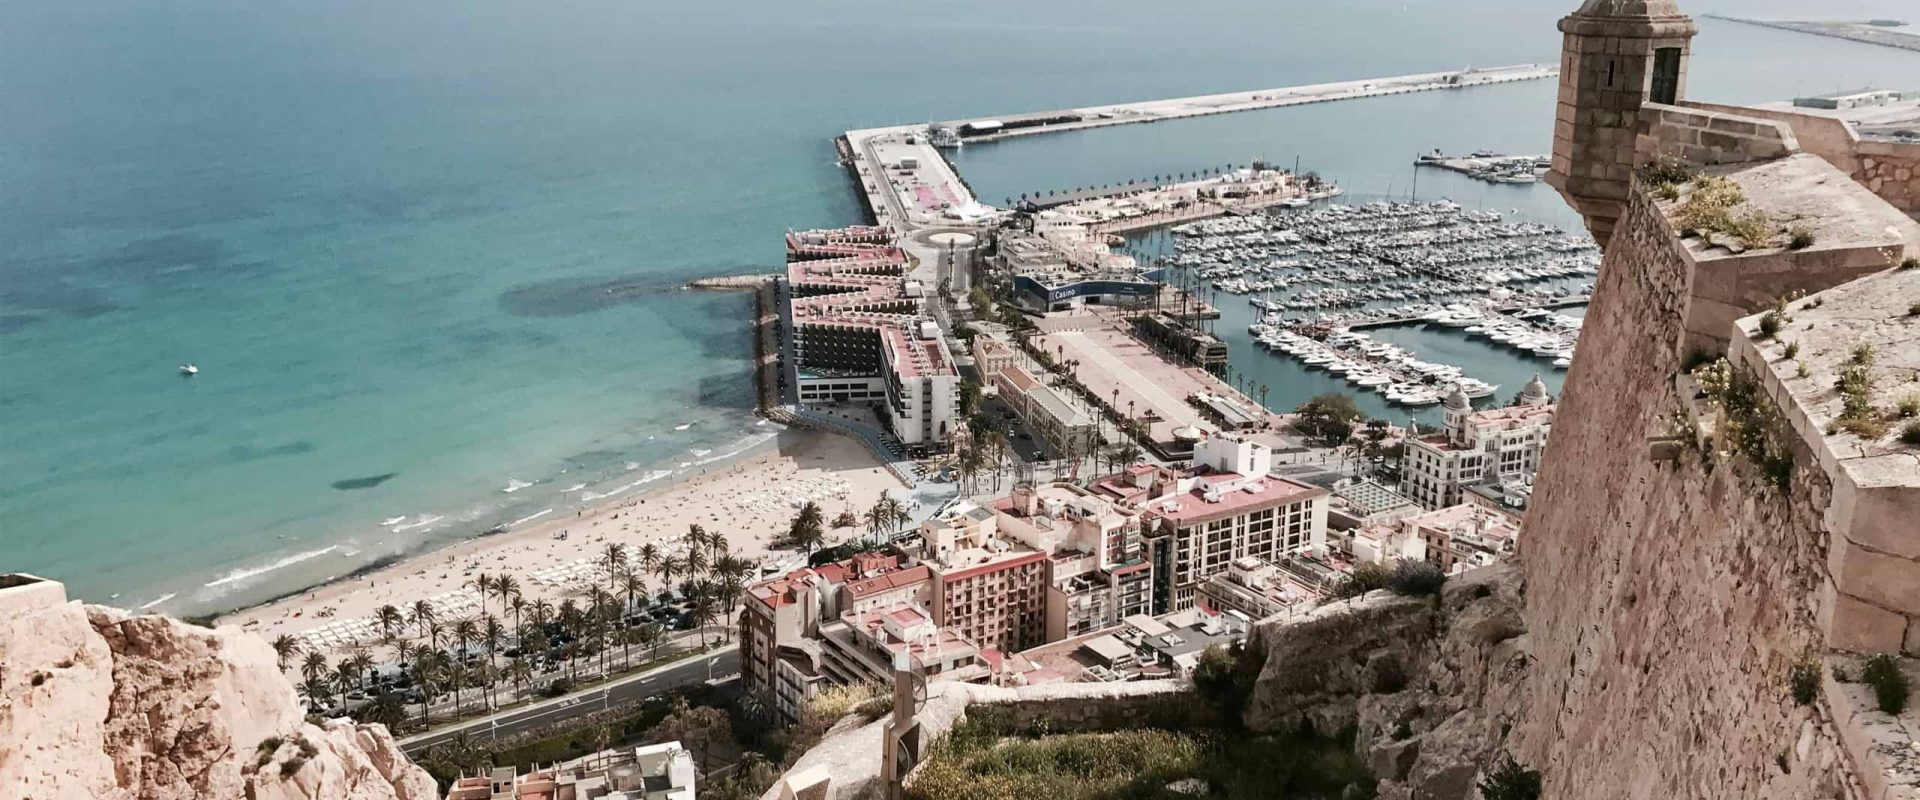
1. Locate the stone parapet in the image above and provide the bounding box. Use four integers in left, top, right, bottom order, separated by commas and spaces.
1638, 102, 1798, 166
1678, 100, 1920, 215
0, 573, 68, 617
1729, 261, 1920, 655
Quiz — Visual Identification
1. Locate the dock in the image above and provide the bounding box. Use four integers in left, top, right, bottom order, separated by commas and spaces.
1702, 15, 1920, 53
935, 64, 1559, 144
1345, 296, 1590, 330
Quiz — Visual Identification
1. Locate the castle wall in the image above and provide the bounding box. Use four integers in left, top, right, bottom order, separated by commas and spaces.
1677, 100, 1920, 214
1514, 184, 1864, 799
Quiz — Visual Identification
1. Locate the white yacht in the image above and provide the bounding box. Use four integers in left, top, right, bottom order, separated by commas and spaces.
179, 364, 198, 376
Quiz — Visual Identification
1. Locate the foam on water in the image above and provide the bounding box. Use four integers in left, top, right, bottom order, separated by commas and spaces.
202, 546, 340, 589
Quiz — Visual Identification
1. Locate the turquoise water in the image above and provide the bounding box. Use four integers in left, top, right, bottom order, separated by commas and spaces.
4, 0, 1915, 612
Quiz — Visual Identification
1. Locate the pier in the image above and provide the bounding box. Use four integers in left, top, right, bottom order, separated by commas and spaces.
935, 64, 1559, 144
1702, 15, 1920, 53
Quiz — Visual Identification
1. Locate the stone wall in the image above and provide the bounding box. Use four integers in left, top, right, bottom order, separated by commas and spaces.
1509, 171, 1916, 798
1638, 102, 1798, 166
1678, 100, 1920, 215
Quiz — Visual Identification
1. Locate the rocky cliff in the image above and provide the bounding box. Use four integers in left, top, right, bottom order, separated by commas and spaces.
0, 585, 436, 800
1243, 563, 1529, 800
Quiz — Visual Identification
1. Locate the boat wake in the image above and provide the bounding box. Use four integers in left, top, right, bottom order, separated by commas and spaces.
380, 516, 407, 526
139, 593, 178, 610
563, 483, 587, 492
502, 478, 534, 493
673, 422, 694, 431
203, 546, 340, 589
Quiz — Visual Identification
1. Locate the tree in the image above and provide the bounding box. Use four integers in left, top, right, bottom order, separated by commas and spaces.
637, 543, 663, 580
619, 569, 649, 616
494, 574, 521, 618
688, 587, 720, 649
647, 697, 735, 775
301, 651, 330, 686
599, 543, 628, 591
1479, 756, 1543, 800
789, 502, 827, 554
271, 634, 304, 672
345, 652, 375, 693
408, 600, 436, 642
408, 651, 443, 729
362, 689, 408, 733
376, 605, 404, 643
1296, 392, 1363, 445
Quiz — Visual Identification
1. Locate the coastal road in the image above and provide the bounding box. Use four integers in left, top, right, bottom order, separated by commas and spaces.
399, 646, 739, 755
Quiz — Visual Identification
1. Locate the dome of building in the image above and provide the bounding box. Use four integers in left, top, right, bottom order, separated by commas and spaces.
1173, 424, 1206, 442
1444, 384, 1471, 411
1523, 373, 1550, 402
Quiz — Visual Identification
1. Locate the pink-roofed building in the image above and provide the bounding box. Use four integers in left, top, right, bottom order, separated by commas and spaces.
817, 603, 985, 686
1096, 434, 1330, 613
739, 551, 930, 721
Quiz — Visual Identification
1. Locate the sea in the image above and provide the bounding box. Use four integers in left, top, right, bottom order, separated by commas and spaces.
4, 0, 1916, 614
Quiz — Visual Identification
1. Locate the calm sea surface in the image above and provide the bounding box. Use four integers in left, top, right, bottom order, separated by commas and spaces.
4, 0, 1915, 611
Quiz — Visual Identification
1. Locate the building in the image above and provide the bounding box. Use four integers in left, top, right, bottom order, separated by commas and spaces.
446, 742, 696, 800
985, 353, 1097, 460
1194, 556, 1323, 621
1405, 504, 1522, 574
780, 226, 960, 451
987, 484, 1154, 640
996, 220, 1159, 313
817, 604, 986, 686
1093, 434, 1330, 613
740, 552, 926, 721
1400, 378, 1554, 510
1329, 479, 1422, 528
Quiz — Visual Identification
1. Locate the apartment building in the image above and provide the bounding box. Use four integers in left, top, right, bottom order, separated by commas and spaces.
1092, 434, 1329, 613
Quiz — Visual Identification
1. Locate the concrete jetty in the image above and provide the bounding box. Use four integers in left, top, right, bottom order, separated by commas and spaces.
687, 274, 777, 291
1345, 296, 1591, 330
935, 63, 1559, 144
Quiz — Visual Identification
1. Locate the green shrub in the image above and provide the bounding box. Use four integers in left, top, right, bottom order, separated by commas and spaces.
1901, 257, 1919, 271
1639, 155, 1698, 186
1479, 756, 1543, 800
1331, 562, 1393, 600
1796, 361, 1810, 379
1790, 659, 1821, 706
1861, 654, 1910, 715
1782, 341, 1799, 360
1756, 310, 1783, 339
1908, 303, 1919, 317
1788, 226, 1815, 250
1897, 395, 1919, 419
1388, 561, 1447, 597
1903, 421, 1920, 446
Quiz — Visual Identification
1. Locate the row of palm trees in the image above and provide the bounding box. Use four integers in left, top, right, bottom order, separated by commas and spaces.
785, 494, 912, 554
270, 525, 760, 733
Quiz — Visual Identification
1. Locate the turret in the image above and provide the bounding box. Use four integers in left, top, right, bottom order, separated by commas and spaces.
1521, 373, 1551, 407
1443, 384, 1472, 445
1547, 0, 1698, 248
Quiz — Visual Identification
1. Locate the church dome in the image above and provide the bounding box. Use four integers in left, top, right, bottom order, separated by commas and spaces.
1523, 373, 1549, 402
1444, 384, 1471, 411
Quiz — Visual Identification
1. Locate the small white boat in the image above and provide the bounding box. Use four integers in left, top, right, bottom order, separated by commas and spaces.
179, 364, 198, 376
1552, 356, 1573, 370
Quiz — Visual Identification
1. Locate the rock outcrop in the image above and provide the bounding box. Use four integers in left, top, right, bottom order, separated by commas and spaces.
0, 595, 436, 800
1244, 563, 1529, 800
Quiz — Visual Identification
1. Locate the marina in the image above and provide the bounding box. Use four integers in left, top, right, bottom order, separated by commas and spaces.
1152, 199, 1598, 409
1414, 149, 1551, 185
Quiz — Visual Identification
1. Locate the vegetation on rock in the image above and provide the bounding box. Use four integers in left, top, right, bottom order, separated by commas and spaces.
1861, 654, 1910, 716
1479, 756, 1543, 800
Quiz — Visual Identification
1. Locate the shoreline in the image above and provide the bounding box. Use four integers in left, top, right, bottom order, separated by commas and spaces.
217, 427, 907, 658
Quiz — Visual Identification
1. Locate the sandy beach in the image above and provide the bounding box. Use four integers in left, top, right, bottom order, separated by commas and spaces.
222, 429, 906, 661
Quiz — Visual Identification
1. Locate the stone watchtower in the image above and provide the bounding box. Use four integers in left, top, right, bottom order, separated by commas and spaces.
1547, 0, 1697, 247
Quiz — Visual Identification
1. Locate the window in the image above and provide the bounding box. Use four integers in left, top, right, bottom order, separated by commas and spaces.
1651, 48, 1682, 105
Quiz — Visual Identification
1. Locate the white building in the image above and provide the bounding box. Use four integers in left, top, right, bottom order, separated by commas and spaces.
1400, 377, 1555, 510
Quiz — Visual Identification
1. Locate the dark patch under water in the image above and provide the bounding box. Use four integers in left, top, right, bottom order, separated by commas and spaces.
229, 441, 318, 463
497, 273, 682, 318
330, 472, 397, 491
0, 313, 42, 334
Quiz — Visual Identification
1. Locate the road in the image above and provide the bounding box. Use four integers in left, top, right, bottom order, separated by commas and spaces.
399, 646, 739, 755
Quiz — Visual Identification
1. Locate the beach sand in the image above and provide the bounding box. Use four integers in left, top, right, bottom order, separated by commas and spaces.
222, 429, 905, 660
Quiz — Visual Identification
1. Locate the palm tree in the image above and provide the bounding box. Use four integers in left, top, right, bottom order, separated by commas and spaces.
333, 661, 359, 700
301, 677, 334, 712
619, 570, 648, 618
715, 575, 745, 639
409, 600, 436, 642
584, 585, 614, 677
444, 660, 469, 718
528, 599, 555, 641
480, 614, 505, 697
789, 502, 825, 554
637, 543, 663, 581
363, 689, 407, 732
346, 652, 375, 692
683, 543, 709, 583
599, 543, 628, 592
376, 605, 404, 643
271, 634, 304, 672
506, 655, 534, 695
408, 651, 442, 728
301, 650, 330, 686
557, 600, 584, 681
472, 573, 495, 610
687, 582, 719, 649
508, 594, 528, 641
658, 554, 686, 594
639, 622, 667, 660
390, 639, 416, 673
494, 574, 521, 618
